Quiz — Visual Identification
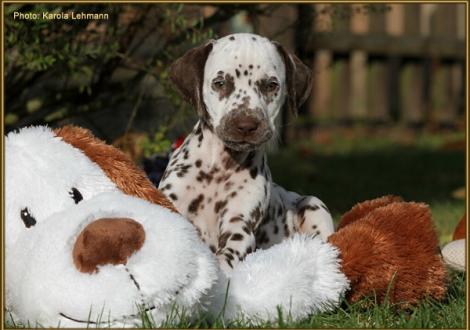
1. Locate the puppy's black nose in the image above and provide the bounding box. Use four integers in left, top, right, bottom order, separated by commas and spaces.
236, 116, 259, 135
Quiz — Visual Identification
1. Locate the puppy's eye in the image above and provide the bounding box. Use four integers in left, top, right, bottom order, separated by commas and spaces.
20, 208, 36, 228
212, 79, 225, 89
69, 187, 83, 204
266, 80, 279, 92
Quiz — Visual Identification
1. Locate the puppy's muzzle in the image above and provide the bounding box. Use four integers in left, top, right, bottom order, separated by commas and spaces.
216, 110, 273, 151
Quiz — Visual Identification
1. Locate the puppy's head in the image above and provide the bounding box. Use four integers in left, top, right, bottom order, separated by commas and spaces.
170, 33, 312, 151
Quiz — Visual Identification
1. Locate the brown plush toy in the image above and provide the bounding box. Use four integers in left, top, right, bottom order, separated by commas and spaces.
329, 195, 447, 306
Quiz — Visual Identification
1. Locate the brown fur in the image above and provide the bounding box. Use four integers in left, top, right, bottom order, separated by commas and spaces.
73, 218, 145, 274
453, 213, 466, 240
336, 195, 403, 230
273, 42, 313, 114
329, 199, 447, 306
169, 41, 214, 123
54, 125, 177, 213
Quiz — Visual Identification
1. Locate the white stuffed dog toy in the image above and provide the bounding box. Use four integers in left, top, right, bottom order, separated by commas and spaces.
5, 126, 349, 327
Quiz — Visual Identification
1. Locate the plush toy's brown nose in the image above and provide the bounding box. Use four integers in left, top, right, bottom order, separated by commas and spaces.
72, 218, 145, 274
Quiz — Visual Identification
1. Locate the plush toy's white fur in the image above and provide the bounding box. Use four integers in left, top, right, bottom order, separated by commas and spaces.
6, 126, 350, 327
7, 192, 217, 327
6, 126, 117, 248
211, 235, 348, 322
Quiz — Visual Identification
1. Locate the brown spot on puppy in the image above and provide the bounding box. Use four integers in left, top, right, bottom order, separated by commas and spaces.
214, 200, 228, 214
212, 73, 235, 101
160, 183, 172, 191
218, 231, 231, 249
196, 170, 213, 184
231, 233, 244, 241
188, 194, 204, 214
250, 167, 258, 179
230, 216, 243, 223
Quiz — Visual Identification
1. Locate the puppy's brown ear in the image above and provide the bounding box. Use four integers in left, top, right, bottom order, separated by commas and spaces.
169, 41, 214, 122
274, 43, 313, 115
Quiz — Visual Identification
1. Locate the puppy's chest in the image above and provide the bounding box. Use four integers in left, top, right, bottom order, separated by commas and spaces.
160, 135, 270, 244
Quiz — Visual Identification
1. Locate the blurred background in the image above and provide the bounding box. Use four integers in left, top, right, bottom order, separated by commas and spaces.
4, 3, 466, 240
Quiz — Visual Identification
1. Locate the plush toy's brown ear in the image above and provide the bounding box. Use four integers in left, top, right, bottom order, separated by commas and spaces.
54, 125, 178, 213
337, 195, 404, 231
274, 43, 313, 115
329, 201, 447, 306
169, 41, 214, 123
453, 213, 466, 240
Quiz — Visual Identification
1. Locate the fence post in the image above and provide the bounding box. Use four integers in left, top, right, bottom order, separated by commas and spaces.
331, 4, 352, 124
349, 5, 369, 122
367, 5, 389, 124
310, 4, 333, 123
385, 5, 404, 122
400, 4, 425, 126
430, 4, 462, 126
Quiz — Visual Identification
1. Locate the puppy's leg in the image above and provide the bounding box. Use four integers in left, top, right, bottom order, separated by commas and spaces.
216, 214, 256, 275
291, 195, 334, 240
270, 184, 334, 242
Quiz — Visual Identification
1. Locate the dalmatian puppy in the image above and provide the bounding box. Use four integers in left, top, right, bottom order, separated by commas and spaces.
159, 33, 334, 274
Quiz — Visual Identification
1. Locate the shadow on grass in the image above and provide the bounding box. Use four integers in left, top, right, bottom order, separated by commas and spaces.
269, 146, 465, 215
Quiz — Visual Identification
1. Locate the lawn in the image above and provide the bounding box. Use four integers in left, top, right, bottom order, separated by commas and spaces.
6, 127, 466, 329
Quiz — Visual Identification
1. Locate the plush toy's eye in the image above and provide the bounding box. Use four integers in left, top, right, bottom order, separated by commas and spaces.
69, 187, 83, 204
20, 208, 36, 228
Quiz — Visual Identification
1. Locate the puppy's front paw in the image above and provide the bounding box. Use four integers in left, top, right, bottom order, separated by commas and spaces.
217, 254, 235, 276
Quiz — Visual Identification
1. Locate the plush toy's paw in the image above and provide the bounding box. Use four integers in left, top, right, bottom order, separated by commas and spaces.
210, 234, 349, 323
441, 239, 466, 272
337, 195, 403, 230
329, 201, 447, 306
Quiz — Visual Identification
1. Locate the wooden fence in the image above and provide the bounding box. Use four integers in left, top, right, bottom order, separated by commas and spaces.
250, 3, 466, 128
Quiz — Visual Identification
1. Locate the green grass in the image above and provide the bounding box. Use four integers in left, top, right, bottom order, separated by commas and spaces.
5, 129, 466, 328
144, 270, 465, 328
269, 129, 466, 244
